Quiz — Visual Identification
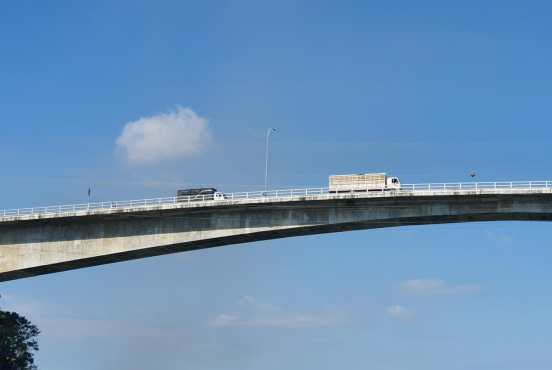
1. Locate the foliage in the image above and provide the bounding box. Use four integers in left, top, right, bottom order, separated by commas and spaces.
0, 304, 40, 370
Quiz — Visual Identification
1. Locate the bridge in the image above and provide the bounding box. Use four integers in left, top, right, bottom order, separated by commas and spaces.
1, 181, 552, 282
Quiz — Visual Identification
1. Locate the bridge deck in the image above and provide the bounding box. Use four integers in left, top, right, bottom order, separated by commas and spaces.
2, 181, 552, 282
1, 181, 551, 223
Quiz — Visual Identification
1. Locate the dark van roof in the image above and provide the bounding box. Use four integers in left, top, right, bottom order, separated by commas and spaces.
177, 188, 217, 196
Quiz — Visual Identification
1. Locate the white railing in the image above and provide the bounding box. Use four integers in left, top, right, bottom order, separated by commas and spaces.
1, 181, 551, 220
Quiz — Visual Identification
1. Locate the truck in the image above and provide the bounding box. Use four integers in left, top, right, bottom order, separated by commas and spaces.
176, 188, 225, 201
328, 173, 400, 193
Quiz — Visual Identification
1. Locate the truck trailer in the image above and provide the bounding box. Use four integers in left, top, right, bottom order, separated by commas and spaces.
328, 173, 400, 193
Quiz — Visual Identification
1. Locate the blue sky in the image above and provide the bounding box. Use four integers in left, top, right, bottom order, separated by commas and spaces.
2, 1, 552, 369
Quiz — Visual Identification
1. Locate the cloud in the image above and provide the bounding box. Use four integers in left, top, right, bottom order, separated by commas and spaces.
237, 295, 281, 312
1, 293, 185, 340
386, 305, 414, 320
400, 279, 481, 297
116, 106, 211, 165
0, 293, 57, 318
38, 318, 186, 339
208, 295, 344, 329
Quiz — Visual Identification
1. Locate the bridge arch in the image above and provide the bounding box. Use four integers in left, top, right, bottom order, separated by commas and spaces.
1, 192, 552, 281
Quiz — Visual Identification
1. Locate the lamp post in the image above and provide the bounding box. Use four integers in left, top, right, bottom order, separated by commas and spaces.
265, 128, 277, 192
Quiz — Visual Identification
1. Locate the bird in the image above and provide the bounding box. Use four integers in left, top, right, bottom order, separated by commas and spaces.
469, 171, 476, 178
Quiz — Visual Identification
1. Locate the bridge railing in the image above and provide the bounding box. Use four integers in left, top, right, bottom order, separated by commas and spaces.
1, 180, 551, 220
402, 181, 552, 192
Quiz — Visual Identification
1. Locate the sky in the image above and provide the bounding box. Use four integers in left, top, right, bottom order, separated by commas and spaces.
1, 1, 552, 369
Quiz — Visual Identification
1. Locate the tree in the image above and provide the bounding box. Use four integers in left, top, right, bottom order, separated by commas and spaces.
0, 298, 40, 370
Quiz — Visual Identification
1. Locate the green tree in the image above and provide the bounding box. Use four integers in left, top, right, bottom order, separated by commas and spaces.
0, 298, 40, 370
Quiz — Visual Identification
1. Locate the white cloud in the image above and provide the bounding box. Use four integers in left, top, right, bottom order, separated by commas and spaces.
238, 295, 281, 312
1, 293, 57, 317
386, 305, 414, 320
400, 278, 481, 297
116, 106, 211, 165
37, 318, 185, 339
0, 293, 184, 339
208, 295, 344, 329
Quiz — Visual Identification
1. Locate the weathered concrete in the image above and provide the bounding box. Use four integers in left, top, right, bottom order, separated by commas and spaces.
1, 191, 552, 282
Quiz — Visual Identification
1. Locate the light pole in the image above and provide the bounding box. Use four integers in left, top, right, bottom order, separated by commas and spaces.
265, 128, 277, 192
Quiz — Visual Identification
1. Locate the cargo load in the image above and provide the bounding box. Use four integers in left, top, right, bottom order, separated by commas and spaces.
329, 173, 400, 193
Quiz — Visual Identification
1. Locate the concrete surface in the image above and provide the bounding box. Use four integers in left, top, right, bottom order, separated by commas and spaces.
1, 191, 552, 282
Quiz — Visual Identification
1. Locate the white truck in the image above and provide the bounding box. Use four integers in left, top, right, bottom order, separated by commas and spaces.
328, 173, 401, 193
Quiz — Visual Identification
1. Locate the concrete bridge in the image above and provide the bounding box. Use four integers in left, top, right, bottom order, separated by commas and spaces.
1, 181, 552, 282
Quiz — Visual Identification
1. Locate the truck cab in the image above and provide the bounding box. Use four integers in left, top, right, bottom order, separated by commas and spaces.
386, 176, 401, 189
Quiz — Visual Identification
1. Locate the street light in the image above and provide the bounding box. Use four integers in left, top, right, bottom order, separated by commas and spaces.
265, 128, 277, 192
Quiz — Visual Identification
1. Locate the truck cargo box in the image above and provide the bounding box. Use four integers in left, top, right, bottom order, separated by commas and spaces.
329, 173, 399, 192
